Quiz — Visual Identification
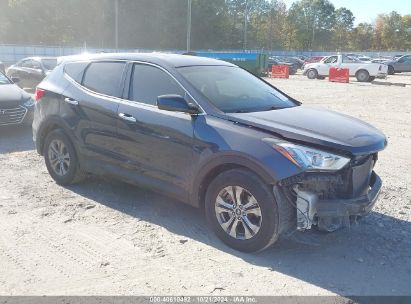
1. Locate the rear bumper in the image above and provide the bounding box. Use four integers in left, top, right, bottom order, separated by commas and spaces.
376, 72, 387, 79
315, 172, 382, 217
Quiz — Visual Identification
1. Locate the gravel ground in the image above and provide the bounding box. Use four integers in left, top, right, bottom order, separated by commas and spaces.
0, 73, 410, 296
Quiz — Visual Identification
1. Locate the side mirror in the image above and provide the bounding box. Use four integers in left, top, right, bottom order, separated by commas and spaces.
11, 77, 20, 83
157, 95, 200, 115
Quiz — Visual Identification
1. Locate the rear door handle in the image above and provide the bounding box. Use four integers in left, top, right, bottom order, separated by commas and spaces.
118, 112, 137, 123
64, 97, 79, 105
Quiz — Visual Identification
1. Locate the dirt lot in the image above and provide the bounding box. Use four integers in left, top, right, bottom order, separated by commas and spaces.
0, 73, 410, 296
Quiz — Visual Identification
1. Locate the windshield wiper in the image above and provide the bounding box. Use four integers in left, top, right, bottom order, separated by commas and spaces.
234, 109, 251, 113
263, 106, 281, 111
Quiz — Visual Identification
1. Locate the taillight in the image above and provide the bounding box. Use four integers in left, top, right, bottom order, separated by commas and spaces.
379, 65, 382, 71
34, 88, 45, 102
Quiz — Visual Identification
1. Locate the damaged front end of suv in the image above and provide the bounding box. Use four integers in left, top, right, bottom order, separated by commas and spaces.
267, 140, 383, 232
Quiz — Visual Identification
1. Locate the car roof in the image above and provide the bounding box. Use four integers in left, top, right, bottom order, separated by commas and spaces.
58, 52, 235, 68
18, 56, 57, 62
23, 56, 56, 60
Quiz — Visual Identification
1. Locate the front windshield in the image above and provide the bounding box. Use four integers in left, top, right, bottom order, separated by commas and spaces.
0, 72, 11, 85
42, 59, 57, 70
178, 66, 296, 113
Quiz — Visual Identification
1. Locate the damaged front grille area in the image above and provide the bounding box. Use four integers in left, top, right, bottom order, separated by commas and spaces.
280, 153, 377, 200
279, 153, 378, 231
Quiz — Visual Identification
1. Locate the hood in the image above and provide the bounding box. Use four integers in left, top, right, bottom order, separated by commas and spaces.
384, 60, 396, 65
226, 106, 387, 155
303, 62, 319, 70
0, 84, 30, 108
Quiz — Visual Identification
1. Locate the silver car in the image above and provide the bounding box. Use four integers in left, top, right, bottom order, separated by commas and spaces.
386, 55, 411, 74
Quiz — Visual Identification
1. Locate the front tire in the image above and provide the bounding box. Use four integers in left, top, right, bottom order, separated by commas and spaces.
205, 169, 286, 252
388, 66, 395, 75
306, 69, 318, 79
44, 129, 85, 185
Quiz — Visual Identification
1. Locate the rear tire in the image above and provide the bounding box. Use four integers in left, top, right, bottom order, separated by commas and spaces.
368, 76, 375, 82
44, 129, 85, 185
306, 69, 318, 79
356, 70, 370, 82
388, 66, 395, 75
204, 169, 292, 252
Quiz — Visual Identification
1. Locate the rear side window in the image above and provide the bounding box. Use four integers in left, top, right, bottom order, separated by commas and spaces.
82, 62, 126, 97
31, 60, 41, 69
129, 64, 185, 105
20, 60, 32, 68
64, 62, 89, 83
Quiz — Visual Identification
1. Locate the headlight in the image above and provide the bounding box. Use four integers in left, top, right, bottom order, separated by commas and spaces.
23, 98, 35, 107
263, 139, 350, 171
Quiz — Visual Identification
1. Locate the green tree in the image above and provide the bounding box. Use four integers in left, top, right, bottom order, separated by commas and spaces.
287, 0, 336, 50
350, 23, 374, 51
333, 7, 354, 50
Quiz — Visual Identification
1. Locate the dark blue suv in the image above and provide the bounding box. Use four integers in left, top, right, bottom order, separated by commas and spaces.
33, 53, 387, 252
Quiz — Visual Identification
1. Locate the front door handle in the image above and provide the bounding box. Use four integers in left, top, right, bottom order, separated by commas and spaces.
64, 97, 79, 105
118, 112, 137, 123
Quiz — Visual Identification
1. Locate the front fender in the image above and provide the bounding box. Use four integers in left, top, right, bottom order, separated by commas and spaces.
189, 116, 304, 207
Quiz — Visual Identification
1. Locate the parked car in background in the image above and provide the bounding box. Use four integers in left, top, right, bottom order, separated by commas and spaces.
371, 58, 390, 64
268, 57, 298, 75
6, 57, 58, 92
0, 61, 5, 73
295, 55, 309, 61
392, 54, 404, 60
0, 71, 34, 126
357, 56, 372, 62
302, 56, 325, 69
33, 53, 386, 252
303, 56, 324, 64
282, 57, 305, 69
303, 55, 387, 82
384, 55, 411, 74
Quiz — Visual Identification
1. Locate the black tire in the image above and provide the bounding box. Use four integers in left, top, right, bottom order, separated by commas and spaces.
204, 169, 292, 252
43, 129, 85, 185
306, 69, 318, 79
356, 70, 369, 82
388, 66, 395, 75
317, 76, 326, 80
368, 76, 375, 82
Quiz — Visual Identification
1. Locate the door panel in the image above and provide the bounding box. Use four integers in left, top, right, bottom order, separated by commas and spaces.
115, 63, 196, 200
61, 83, 120, 166
60, 61, 126, 169
396, 56, 411, 72
116, 103, 195, 199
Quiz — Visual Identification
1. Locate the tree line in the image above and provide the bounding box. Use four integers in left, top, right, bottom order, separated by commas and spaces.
0, 0, 410, 51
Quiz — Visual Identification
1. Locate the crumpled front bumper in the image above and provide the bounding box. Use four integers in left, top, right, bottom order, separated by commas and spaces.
284, 170, 382, 232
315, 172, 382, 217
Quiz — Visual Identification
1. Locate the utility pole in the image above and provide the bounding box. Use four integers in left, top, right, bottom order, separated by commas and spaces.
243, 0, 248, 50
115, 0, 119, 49
187, 0, 192, 52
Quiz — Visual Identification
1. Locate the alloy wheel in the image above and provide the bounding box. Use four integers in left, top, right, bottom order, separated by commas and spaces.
48, 139, 70, 176
215, 186, 263, 240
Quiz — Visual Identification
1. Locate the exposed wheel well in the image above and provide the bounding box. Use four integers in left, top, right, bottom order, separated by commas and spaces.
38, 123, 61, 155
198, 164, 267, 210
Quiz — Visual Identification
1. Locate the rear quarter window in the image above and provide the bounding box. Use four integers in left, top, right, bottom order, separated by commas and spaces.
82, 62, 126, 97
64, 62, 89, 83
